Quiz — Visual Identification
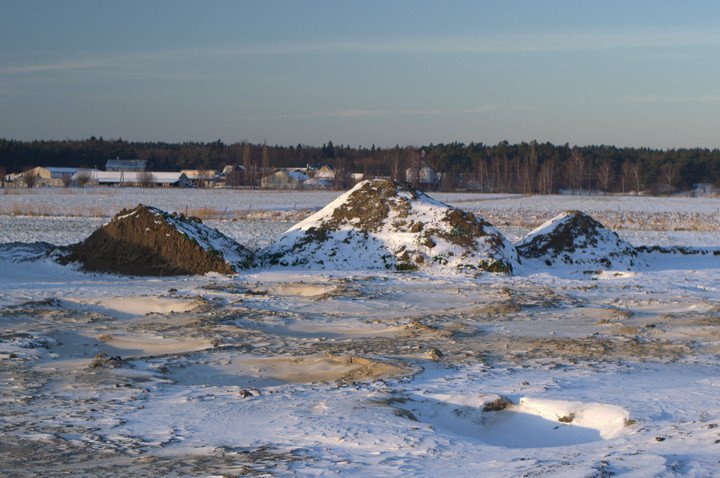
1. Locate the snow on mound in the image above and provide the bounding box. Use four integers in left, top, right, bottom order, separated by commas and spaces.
260, 179, 517, 273
516, 210, 638, 269
68, 204, 253, 276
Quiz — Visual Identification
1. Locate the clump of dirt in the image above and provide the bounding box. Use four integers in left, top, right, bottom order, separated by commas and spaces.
89, 353, 126, 369
67, 204, 252, 276
338, 356, 410, 382
516, 210, 638, 268
325, 179, 416, 233
482, 396, 513, 412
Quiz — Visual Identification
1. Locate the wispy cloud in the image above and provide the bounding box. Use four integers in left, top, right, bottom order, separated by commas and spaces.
622, 92, 720, 104
204, 28, 720, 56
4, 26, 719, 76
233, 106, 497, 121
0, 60, 106, 74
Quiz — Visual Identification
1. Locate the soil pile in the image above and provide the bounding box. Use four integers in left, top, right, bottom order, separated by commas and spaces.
515, 210, 638, 269
260, 179, 517, 273
68, 204, 252, 276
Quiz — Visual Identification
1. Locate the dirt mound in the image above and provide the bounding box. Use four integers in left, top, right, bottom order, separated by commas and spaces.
261, 179, 517, 273
68, 204, 252, 276
515, 210, 638, 269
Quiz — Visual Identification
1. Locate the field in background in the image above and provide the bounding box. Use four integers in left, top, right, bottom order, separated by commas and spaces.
2, 187, 720, 232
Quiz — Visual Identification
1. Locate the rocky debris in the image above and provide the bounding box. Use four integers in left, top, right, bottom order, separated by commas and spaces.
515, 210, 639, 269
67, 204, 253, 276
482, 396, 513, 412
260, 179, 518, 273
89, 353, 126, 369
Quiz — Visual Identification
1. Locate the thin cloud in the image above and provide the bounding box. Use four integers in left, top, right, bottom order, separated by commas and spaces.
233, 106, 497, 121
204, 28, 720, 56
4, 27, 719, 75
622, 93, 720, 104
0, 60, 106, 74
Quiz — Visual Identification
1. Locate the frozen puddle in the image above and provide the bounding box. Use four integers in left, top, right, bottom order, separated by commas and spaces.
155, 354, 410, 387
400, 395, 630, 448
101, 334, 214, 356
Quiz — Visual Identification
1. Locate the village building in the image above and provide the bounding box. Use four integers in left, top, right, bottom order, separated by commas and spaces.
405, 166, 436, 188
11, 166, 80, 187
181, 170, 219, 187
261, 170, 309, 189
312, 165, 335, 180
105, 158, 147, 171
72, 170, 191, 187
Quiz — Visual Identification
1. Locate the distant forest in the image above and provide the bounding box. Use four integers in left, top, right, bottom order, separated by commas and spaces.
3, 137, 720, 194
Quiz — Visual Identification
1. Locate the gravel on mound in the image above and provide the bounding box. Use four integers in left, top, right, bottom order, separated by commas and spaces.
68, 204, 252, 276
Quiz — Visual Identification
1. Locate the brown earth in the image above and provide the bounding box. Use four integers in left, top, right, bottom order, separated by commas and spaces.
68, 204, 237, 276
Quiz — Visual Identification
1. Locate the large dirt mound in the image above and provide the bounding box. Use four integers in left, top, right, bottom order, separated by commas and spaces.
515, 210, 638, 269
260, 179, 518, 273
69, 204, 253, 276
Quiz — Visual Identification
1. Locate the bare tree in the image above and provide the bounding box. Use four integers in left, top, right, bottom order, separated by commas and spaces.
196, 167, 211, 189
659, 162, 677, 194
528, 140, 538, 193
620, 160, 633, 193
596, 160, 613, 194
519, 160, 532, 195
567, 149, 585, 193
502, 153, 510, 192
62, 173, 72, 188
242, 142, 254, 186
0, 166, 7, 188
631, 161, 642, 194
226, 168, 243, 187
474, 157, 488, 192
22, 168, 38, 188
387, 149, 402, 182
261, 139, 270, 174
75, 170, 92, 188
537, 160, 555, 194
490, 154, 502, 192
137, 170, 156, 188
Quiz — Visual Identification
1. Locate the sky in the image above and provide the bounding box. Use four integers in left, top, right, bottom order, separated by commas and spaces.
2, 0, 720, 149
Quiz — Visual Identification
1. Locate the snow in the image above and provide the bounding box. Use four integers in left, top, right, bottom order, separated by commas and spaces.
2, 191, 720, 475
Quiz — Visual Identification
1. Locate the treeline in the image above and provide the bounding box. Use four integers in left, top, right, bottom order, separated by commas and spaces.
2, 137, 720, 193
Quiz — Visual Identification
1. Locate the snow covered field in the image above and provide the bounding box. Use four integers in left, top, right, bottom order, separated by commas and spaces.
2, 190, 720, 476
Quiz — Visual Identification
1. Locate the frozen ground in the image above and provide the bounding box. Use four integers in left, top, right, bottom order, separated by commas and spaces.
2, 192, 720, 476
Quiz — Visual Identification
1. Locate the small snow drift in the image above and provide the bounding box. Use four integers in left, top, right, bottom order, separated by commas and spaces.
260, 179, 517, 273
394, 394, 630, 448
516, 210, 638, 269
67, 204, 252, 276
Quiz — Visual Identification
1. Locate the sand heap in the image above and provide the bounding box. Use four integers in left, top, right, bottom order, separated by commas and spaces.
260, 179, 518, 273
69, 204, 253, 276
515, 210, 638, 269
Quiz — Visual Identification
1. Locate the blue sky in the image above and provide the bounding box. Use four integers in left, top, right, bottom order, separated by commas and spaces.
2, 0, 720, 148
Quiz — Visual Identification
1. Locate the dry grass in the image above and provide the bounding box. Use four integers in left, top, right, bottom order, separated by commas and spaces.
1, 204, 109, 217
481, 209, 720, 232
